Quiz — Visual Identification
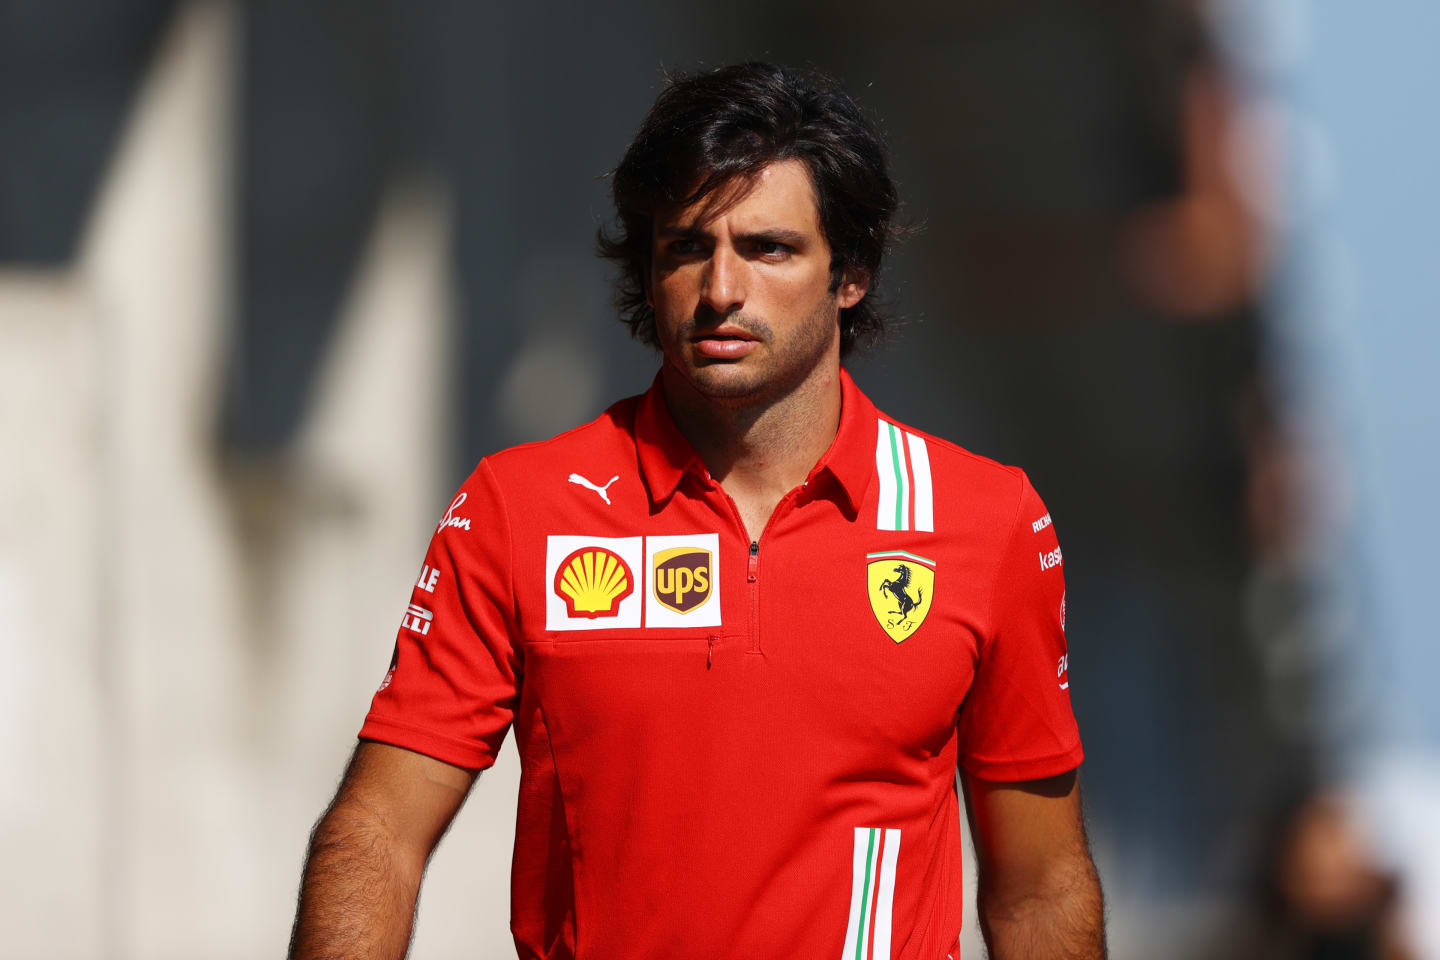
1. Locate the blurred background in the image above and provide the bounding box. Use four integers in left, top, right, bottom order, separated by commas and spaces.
2, 0, 1437, 957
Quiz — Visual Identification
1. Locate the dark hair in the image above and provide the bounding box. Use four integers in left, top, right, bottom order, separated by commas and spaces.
598, 62, 902, 358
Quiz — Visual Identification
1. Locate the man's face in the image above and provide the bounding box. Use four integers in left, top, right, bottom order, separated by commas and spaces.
648, 159, 866, 402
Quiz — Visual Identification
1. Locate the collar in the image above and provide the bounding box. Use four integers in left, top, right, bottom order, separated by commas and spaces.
809, 367, 878, 515
633, 367, 877, 515
634, 370, 708, 504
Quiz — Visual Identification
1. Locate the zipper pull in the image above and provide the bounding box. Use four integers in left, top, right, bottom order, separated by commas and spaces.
707, 634, 717, 670
747, 540, 759, 582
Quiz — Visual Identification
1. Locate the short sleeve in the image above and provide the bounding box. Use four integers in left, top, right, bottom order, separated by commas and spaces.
956, 472, 1083, 781
358, 459, 519, 771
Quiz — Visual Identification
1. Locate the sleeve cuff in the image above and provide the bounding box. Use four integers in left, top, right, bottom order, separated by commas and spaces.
358, 714, 499, 771
960, 741, 1085, 782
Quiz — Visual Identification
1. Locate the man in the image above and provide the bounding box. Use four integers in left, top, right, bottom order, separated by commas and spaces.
290, 62, 1105, 960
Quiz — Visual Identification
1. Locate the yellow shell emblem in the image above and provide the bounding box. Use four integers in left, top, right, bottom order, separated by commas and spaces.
866, 550, 936, 643
554, 547, 634, 619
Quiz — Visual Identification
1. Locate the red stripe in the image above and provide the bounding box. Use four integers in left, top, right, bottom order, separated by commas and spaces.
866, 830, 885, 958
901, 433, 917, 530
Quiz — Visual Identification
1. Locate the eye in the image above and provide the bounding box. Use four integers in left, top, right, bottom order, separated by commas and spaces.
755, 240, 792, 260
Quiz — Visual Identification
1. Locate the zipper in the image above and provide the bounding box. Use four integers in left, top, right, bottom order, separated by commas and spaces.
746, 491, 804, 654
747, 540, 760, 654
716, 487, 801, 656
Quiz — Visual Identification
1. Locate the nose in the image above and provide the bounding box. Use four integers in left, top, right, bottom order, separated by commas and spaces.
699, 244, 747, 316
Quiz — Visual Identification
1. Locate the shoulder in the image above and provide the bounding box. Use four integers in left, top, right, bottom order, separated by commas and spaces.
875, 409, 1036, 531
478, 394, 641, 489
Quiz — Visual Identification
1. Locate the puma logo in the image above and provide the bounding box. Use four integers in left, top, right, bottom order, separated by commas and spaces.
568, 473, 620, 505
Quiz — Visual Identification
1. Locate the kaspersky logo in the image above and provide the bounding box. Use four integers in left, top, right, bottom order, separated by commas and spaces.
652, 546, 712, 613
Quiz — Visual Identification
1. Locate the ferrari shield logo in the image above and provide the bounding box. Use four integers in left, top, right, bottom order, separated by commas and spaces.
866, 550, 936, 643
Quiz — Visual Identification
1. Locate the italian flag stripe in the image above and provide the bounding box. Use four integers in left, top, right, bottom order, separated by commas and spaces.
857, 829, 876, 960
907, 432, 934, 532
865, 549, 936, 567
874, 424, 899, 532
874, 420, 933, 532
842, 827, 902, 960
866, 830, 885, 955
888, 423, 908, 531
875, 828, 901, 958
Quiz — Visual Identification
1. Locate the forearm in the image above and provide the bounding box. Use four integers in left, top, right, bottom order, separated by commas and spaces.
289, 802, 426, 960
977, 856, 1106, 960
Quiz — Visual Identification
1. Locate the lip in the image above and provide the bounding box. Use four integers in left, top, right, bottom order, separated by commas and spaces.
690, 325, 758, 343
692, 329, 760, 360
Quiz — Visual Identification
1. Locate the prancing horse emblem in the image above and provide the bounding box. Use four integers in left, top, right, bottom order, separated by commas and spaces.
866, 550, 936, 643
879, 565, 924, 622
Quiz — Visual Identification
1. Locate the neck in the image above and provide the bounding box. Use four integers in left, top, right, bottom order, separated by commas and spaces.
661, 359, 843, 512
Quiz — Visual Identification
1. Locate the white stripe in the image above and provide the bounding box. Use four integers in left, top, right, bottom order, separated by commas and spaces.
874, 421, 898, 531
892, 425, 910, 532
906, 433, 933, 532
842, 827, 872, 959
873, 828, 902, 959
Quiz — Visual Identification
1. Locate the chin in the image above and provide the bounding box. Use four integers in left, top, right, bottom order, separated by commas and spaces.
684, 362, 768, 400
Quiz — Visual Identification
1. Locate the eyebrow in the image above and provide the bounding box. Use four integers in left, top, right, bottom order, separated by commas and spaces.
655, 226, 809, 246
740, 229, 807, 246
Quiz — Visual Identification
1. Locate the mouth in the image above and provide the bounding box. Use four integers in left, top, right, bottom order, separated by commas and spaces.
690, 325, 758, 343
691, 326, 761, 360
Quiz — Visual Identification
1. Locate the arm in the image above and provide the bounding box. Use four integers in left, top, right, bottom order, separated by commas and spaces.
289, 741, 478, 960
962, 769, 1106, 960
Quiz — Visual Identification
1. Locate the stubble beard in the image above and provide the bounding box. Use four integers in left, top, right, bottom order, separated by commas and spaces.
668, 299, 840, 405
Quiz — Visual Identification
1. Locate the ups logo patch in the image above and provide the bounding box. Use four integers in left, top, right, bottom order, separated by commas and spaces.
653, 547, 712, 613
644, 533, 722, 627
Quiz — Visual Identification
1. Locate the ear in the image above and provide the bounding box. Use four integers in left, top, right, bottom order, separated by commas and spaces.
835, 268, 870, 310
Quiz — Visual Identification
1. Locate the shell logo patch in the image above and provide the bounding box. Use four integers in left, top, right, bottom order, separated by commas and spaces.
645, 533, 721, 627
866, 550, 936, 643
546, 536, 643, 630
554, 547, 634, 618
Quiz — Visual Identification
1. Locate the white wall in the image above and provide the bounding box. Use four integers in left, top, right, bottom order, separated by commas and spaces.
0, 5, 520, 957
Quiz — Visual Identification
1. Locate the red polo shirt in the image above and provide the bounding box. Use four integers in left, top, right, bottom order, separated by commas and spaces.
360, 368, 1082, 960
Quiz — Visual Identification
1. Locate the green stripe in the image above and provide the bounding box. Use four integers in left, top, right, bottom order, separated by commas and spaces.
887, 423, 905, 531
866, 549, 936, 566
856, 828, 876, 960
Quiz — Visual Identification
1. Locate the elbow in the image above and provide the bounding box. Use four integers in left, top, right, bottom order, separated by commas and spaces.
978, 850, 1103, 920
306, 799, 425, 887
